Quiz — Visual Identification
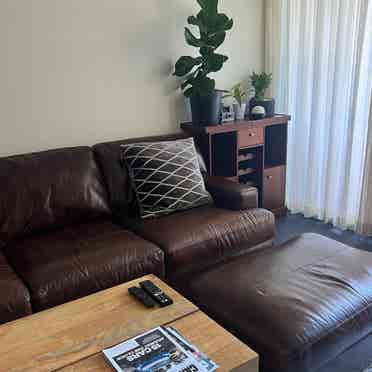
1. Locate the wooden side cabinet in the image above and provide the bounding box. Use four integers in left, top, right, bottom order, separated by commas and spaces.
181, 115, 291, 215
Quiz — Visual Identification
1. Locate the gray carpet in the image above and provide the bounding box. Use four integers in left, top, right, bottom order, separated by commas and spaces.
276, 214, 372, 372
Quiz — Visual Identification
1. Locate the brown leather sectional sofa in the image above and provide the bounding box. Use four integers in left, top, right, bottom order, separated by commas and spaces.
0, 133, 275, 323
3, 133, 372, 372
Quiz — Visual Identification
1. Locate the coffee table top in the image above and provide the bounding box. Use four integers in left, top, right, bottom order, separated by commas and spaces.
0, 275, 258, 372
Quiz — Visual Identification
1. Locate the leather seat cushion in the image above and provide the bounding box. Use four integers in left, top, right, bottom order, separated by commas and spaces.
182, 233, 372, 372
132, 205, 275, 278
4, 220, 164, 311
0, 251, 32, 324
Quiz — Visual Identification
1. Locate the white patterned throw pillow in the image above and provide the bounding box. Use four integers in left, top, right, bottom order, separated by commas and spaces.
121, 138, 212, 219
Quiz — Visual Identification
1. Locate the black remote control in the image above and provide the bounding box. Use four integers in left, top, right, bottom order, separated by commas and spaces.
139, 280, 173, 307
128, 286, 156, 308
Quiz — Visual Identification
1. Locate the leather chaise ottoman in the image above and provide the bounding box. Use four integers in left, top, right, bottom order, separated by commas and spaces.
180, 233, 372, 372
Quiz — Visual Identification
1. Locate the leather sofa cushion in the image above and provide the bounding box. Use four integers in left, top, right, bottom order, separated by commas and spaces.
0, 147, 110, 248
0, 251, 32, 324
4, 220, 164, 311
182, 234, 372, 372
131, 205, 275, 279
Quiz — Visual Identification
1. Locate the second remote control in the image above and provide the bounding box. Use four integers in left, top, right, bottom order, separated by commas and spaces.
128, 286, 156, 308
140, 280, 173, 307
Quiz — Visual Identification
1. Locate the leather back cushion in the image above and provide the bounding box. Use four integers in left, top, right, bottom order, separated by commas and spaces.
0, 147, 110, 247
93, 133, 188, 219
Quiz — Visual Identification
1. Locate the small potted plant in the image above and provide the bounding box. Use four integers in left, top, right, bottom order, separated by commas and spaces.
223, 83, 247, 121
249, 72, 275, 118
173, 0, 233, 126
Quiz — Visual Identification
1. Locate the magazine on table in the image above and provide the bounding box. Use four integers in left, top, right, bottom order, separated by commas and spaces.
103, 326, 218, 372
162, 326, 218, 371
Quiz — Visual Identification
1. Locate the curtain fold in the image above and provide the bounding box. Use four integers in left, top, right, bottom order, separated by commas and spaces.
358, 100, 372, 235
266, 0, 372, 231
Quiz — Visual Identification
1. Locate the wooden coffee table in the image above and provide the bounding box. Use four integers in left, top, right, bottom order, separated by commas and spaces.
0, 275, 258, 372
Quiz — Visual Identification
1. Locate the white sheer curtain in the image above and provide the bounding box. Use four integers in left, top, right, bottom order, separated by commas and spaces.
358, 100, 372, 235
266, 0, 372, 230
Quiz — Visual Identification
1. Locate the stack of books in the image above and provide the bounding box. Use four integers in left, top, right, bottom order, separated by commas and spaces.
103, 326, 218, 372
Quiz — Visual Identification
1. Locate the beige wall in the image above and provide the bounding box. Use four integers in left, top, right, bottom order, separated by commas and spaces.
0, 0, 264, 156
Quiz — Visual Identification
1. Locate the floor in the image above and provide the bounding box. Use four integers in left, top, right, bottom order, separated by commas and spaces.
276, 213, 372, 252
275, 214, 372, 372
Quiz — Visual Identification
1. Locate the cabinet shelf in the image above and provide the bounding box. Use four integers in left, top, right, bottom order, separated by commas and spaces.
238, 168, 255, 176
240, 181, 256, 188
238, 153, 255, 162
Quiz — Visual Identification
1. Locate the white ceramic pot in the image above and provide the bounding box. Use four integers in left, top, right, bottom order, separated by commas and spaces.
233, 103, 247, 121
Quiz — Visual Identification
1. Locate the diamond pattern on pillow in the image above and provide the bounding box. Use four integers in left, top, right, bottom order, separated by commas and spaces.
121, 138, 212, 219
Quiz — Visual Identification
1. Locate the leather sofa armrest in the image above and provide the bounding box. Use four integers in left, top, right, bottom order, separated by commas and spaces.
0, 251, 32, 324
205, 176, 258, 210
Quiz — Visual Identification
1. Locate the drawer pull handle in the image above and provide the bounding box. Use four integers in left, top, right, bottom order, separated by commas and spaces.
267, 175, 273, 180
248, 133, 256, 137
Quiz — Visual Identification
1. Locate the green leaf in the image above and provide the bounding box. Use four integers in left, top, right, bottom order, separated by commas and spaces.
214, 14, 233, 31
174, 56, 202, 77
184, 87, 194, 97
181, 72, 197, 90
205, 53, 228, 73
224, 18, 234, 31
250, 71, 273, 99
188, 11, 209, 34
185, 28, 203, 47
224, 82, 246, 106
192, 75, 215, 96
197, 0, 218, 14
200, 13, 233, 34
188, 11, 207, 34
207, 32, 226, 49
198, 13, 217, 32
187, 16, 198, 26
198, 77, 216, 96
200, 46, 213, 57
181, 80, 192, 90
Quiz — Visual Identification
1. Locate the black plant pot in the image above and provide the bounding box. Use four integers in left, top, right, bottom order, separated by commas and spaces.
249, 98, 276, 119
190, 90, 223, 126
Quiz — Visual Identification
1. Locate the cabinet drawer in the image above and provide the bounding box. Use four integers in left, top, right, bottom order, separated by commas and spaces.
263, 166, 286, 211
238, 128, 264, 148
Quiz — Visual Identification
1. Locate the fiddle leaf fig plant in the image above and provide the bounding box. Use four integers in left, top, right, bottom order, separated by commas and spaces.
173, 0, 233, 97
